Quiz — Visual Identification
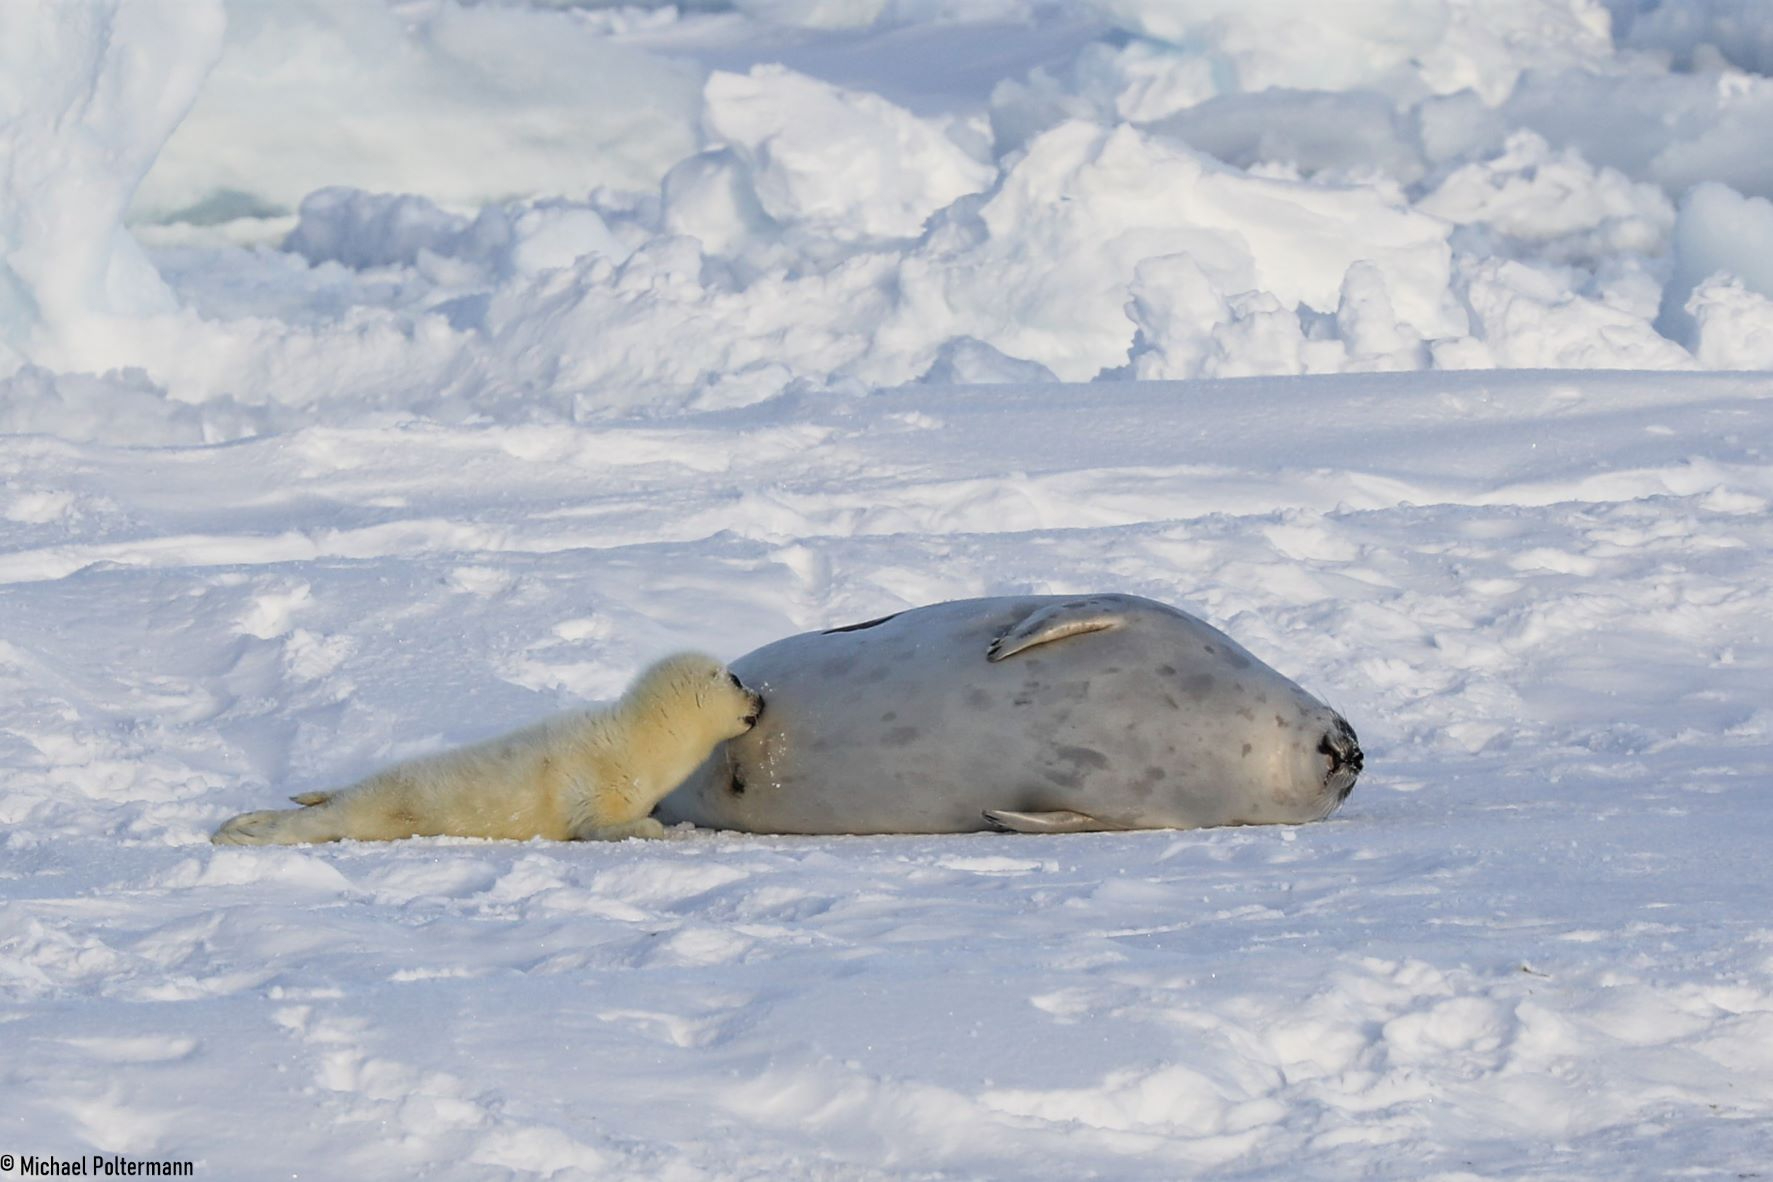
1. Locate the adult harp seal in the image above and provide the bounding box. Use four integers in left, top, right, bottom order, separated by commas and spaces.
658, 594, 1361, 835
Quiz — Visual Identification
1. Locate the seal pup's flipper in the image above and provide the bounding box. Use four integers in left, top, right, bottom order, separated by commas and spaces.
983, 809, 1129, 834
289, 791, 333, 807
987, 598, 1124, 662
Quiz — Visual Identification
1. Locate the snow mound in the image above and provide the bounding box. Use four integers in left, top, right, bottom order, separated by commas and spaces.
0, 0, 223, 370
704, 65, 994, 241
1505, 65, 1773, 201
1419, 131, 1673, 262
8, 0, 1773, 444
1661, 181, 1773, 343
1623, 0, 1773, 75
1687, 275, 1773, 368
134, 0, 704, 222
891, 120, 1456, 384
1084, 0, 1614, 103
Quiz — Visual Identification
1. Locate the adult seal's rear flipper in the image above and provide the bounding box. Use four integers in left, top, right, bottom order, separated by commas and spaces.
982, 809, 1130, 834
986, 597, 1126, 662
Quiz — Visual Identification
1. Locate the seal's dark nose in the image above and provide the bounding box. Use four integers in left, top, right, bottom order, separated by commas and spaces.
1319, 717, 1363, 799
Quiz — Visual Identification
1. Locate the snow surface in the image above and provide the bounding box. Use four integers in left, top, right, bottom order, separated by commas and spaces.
3, 0, 1772, 1178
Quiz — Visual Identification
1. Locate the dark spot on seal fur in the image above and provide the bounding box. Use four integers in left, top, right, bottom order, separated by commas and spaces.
1275, 714, 1291, 728
1056, 745, 1110, 770
881, 711, 898, 722
885, 726, 920, 745
823, 611, 904, 634
820, 655, 858, 676
1132, 766, 1167, 799
1242, 743, 1253, 757
1040, 766, 1082, 789
966, 689, 993, 710
1162, 694, 1180, 710
1205, 642, 1251, 668
729, 768, 747, 796
1012, 694, 1035, 707
1157, 664, 1176, 676
1183, 673, 1215, 699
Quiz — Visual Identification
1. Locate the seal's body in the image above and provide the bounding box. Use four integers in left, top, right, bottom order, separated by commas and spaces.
658, 595, 1361, 835
214, 653, 763, 845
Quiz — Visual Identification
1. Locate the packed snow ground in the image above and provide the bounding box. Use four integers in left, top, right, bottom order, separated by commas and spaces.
5, 373, 1771, 1178
3, 0, 1772, 1178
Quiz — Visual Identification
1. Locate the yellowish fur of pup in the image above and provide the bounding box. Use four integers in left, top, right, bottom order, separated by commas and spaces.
212, 653, 760, 845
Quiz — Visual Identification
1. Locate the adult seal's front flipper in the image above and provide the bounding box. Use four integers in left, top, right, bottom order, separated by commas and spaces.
982, 809, 1130, 834
986, 597, 1126, 662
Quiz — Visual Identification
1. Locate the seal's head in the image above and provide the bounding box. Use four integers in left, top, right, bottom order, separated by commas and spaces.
630, 653, 765, 744
728, 670, 766, 731
1318, 714, 1363, 811
1220, 697, 1364, 827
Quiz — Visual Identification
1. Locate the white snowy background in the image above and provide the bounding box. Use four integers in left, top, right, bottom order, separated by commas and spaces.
2, 0, 1771, 1177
